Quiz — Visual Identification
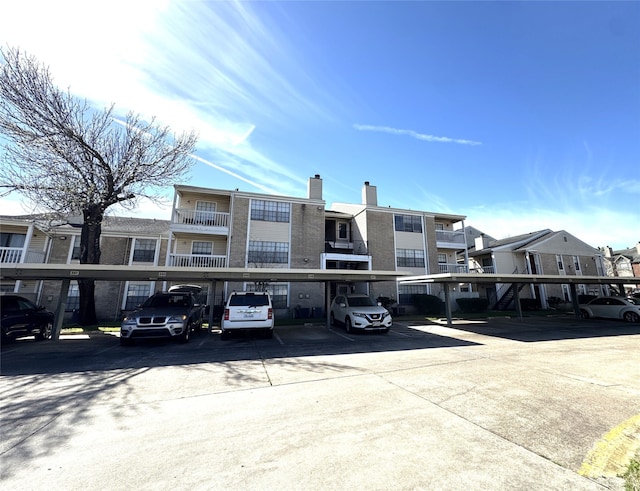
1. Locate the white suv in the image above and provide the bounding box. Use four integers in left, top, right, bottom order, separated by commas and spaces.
221, 291, 274, 339
330, 294, 392, 333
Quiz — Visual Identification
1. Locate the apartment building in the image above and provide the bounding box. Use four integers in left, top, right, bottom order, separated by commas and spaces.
468, 229, 607, 309
1, 176, 469, 321
601, 244, 640, 294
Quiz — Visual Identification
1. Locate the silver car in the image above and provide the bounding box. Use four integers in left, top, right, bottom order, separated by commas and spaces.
579, 296, 640, 323
330, 294, 392, 333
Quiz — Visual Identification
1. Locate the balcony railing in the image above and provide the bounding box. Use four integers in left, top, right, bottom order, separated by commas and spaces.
469, 265, 496, 274
173, 208, 230, 228
436, 230, 466, 245
0, 247, 46, 264
438, 263, 469, 274
169, 254, 227, 268
324, 240, 368, 255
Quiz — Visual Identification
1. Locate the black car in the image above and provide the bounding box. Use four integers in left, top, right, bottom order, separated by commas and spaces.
1, 294, 54, 342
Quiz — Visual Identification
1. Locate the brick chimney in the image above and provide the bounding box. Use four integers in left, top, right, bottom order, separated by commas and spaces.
362, 181, 377, 206
308, 174, 322, 200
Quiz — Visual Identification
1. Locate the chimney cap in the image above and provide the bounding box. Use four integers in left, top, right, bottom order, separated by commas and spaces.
364, 181, 370, 186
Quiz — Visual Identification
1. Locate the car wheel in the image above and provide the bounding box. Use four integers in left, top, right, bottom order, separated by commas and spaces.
623, 311, 639, 323
35, 322, 53, 341
178, 323, 191, 343
345, 317, 353, 333
580, 309, 590, 319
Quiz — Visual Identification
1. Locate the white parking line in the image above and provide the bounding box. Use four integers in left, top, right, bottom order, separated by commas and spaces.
273, 332, 285, 345
328, 328, 354, 341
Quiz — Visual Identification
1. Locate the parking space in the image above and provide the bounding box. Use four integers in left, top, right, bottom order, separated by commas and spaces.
2, 316, 639, 490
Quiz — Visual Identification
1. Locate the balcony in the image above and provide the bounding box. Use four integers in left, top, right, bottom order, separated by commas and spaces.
438, 263, 469, 274
171, 208, 230, 235
0, 247, 46, 264
169, 254, 227, 268
436, 230, 466, 249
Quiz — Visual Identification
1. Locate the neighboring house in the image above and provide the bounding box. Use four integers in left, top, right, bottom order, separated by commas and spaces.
468, 230, 607, 309
1, 176, 470, 321
601, 243, 640, 294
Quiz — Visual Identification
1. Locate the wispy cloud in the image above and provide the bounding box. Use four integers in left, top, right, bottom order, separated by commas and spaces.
353, 124, 482, 146
0, 1, 327, 199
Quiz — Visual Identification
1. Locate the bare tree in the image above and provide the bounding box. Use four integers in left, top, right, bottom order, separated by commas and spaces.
0, 47, 198, 325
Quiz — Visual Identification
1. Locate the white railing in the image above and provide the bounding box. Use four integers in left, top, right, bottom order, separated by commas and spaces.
169, 254, 227, 268
173, 208, 230, 228
469, 265, 496, 274
438, 263, 469, 273
0, 247, 46, 264
435, 230, 466, 244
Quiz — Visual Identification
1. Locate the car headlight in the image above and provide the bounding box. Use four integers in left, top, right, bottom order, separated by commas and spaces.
167, 315, 188, 323
121, 317, 137, 326
352, 312, 367, 318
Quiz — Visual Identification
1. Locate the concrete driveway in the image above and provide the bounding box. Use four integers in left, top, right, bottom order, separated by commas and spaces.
1, 316, 639, 490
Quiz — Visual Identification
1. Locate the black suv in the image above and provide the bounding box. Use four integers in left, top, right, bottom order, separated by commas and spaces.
119, 291, 204, 345
1, 294, 54, 342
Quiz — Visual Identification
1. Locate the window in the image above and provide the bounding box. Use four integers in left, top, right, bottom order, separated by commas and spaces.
125, 283, 151, 310
394, 215, 422, 233
71, 237, 81, 261
435, 223, 445, 231
67, 282, 80, 311
0, 233, 26, 247
195, 201, 216, 224
397, 249, 425, 268
132, 239, 156, 262
398, 284, 428, 304
251, 200, 290, 222
248, 241, 289, 264
437, 253, 448, 263
573, 256, 581, 272
192, 241, 213, 255
247, 283, 288, 308
556, 255, 565, 272
338, 222, 348, 239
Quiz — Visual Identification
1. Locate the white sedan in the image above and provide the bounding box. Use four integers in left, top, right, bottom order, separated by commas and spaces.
579, 297, 640, 323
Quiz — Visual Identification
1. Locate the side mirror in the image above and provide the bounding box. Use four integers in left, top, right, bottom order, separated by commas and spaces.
339, 303, 346, 308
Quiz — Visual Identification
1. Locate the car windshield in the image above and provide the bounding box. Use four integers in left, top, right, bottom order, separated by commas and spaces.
229, 294, 269, 307
347, 296, 376, 307
143, 295, 190, 308
626, 297, 640, 306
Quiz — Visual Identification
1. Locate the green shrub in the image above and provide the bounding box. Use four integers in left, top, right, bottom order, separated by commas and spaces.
622, 456, 640, 491
411, 294, 444, 315
456, 297, 489, 313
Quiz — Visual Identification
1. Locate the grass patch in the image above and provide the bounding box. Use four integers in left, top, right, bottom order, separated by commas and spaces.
622, 453, 640, 491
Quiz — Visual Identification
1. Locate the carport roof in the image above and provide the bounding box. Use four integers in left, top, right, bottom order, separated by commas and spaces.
397, 272, 621, 286
0, 263, 409, 283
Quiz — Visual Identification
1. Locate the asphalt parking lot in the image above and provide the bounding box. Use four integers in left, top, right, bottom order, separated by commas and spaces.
2, 317, 639, 490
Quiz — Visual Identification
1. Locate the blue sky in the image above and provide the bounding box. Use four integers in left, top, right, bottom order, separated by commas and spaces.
1, 1, 638, 250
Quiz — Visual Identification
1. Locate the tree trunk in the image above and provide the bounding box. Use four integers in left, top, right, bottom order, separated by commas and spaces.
77, 205, 103, 326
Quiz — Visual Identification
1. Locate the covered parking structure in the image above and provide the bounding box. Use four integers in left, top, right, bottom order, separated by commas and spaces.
398, 273, 627, 326
0, 263, 409, 339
